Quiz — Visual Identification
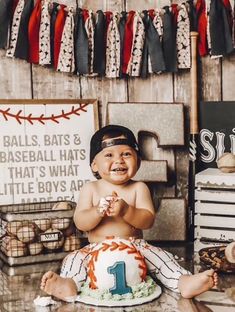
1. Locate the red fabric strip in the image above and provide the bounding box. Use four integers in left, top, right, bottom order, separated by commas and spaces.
171, 4, 179, 27
82, 9, 89, 22
196, 0, 208, 56
148, 9, 155, 20
28, 0, 41, 64
122, 10, 135, 74
54, 5, 67, 69
12, 0, 20, 15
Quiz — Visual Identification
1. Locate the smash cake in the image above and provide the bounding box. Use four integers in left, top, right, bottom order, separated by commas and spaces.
77, 237, 162, 307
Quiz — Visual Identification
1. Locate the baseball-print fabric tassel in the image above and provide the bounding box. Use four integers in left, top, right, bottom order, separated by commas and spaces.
106, 12, 120, 78
177, 3, 191, 68
57, 7, 75, 73
6, 0, 25, 58
128, 12, 145, 76
39, 0, 51, 66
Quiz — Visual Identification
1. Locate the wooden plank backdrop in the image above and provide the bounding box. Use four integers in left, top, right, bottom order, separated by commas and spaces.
0, 0, 234, 240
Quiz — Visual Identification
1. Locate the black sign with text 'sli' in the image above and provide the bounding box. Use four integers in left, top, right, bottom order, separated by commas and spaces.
198, 101, 235, 171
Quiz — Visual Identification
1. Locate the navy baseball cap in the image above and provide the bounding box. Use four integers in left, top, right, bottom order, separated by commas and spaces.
89, 125, 141, 165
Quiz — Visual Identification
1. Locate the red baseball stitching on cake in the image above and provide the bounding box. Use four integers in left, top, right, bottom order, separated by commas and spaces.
87, 240, 147, 289
0, 104, 89, 125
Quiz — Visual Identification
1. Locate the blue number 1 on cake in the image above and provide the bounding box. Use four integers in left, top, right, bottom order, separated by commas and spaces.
107, 261, 132, 295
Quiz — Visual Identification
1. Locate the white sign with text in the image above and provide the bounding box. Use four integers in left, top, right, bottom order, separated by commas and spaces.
0, 100, 98, 205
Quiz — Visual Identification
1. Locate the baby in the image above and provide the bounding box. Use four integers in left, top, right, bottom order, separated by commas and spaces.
41, 124, 218, 301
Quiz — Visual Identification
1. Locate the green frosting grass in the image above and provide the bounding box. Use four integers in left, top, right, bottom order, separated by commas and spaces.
80, 276, 157, 301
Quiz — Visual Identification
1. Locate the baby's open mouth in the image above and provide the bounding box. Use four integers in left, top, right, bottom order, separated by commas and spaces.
111, 167, 127, 173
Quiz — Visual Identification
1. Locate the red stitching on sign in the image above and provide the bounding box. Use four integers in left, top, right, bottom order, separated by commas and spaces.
0, 103, 89, 125
87, 240, 147, 289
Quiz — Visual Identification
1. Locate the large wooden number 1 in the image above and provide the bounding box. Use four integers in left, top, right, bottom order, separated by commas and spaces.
107, 261, 132, 295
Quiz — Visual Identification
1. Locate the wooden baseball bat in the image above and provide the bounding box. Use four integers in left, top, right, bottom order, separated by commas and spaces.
188, 31, 199, 241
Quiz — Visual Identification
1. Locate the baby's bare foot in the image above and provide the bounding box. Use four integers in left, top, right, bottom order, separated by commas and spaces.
178, 269, 218, 299
40, 271, 78, 301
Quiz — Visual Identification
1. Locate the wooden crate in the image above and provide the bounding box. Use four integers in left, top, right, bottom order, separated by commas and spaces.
194, 168, 235, 249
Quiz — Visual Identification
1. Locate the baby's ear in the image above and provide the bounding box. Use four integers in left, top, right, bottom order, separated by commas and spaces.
91, 160, 101, 179
91, 160, 98, 172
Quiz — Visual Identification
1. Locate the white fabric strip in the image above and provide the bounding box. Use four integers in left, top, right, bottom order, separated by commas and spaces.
6, 0, 25, 58
39, 0, 51, 65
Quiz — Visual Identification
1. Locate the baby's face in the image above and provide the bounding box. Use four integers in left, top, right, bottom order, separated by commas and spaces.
91, 137, 138, 185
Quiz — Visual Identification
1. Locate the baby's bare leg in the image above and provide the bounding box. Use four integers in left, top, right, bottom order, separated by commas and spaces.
40, 271, 78, 301
178, 269, 218, 299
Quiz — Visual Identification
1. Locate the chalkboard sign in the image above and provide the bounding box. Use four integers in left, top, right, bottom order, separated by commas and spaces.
199, 101, 235, 170
0, 99, 98, 205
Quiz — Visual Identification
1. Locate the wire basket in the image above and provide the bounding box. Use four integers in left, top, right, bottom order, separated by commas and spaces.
0, 201, 82, 266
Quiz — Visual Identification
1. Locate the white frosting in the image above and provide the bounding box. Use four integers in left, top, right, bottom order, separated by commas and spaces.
98, 197, 110, 214
33, 296, 57, 306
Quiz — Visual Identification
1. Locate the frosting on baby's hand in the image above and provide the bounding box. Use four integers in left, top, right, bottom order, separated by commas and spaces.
97, 197, 110, 216
97, 194, 121, 217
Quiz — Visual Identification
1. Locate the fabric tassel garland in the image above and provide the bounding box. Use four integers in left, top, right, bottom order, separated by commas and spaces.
83, 9, 95, 75
196, 0, 209, 56
205, 0, 212, 52
118, 11, 127, 77
93, 10, 105, 75
50, 2, 59, 67
57, 7, 75, 73
122, 10, 135, 75
6, 0, 25, 58
209, 0, 233, 56
12, 0, 19, 14
177, 3, 191, 68
140, 10, 149, 78
0, 0, 13, 49
39, 0, 51, 66
1, 2, 234, 78
106, 12, 120, 78
28, 0, 41, 64
128, 12, 145, 76
162, 6, 177, 72
74, 8, 89, 75
223, 0, 233, 35
14, 0, 34, 60
147, 9, 165, 74
54, 4, 67, 70
171, 4, 179, 26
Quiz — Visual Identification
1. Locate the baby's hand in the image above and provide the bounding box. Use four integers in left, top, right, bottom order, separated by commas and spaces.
97, 193, 119, 216
97, 197, 111, 216
106, 192, 128, 217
